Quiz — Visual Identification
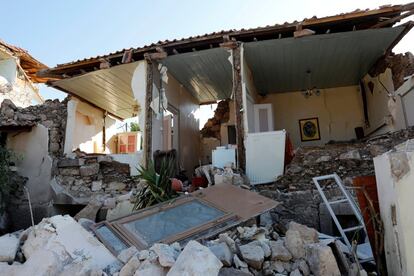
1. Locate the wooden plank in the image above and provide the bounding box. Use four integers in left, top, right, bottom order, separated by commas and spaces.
231, 46, 246, 170
144, 58, 154, 167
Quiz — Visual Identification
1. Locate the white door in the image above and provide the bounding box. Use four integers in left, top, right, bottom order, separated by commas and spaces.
254, 104, 274, 133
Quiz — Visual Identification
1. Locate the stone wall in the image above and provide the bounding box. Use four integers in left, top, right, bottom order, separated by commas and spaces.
23, 99, 68, 156
52, 154, 137, 205
200, 100, 230, 140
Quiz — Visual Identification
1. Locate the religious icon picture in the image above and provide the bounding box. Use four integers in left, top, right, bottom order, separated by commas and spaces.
299, 117, 320, 141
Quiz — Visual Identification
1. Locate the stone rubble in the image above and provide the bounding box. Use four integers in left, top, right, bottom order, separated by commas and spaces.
0, 213, 356, 276
257, 126, 414, 229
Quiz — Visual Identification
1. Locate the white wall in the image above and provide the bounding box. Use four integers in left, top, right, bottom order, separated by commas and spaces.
7, 125, 53, 204
374, 144, 414, 276
362, 68, 406, 136
0, 56, 40, 108
259, 86, 365, 148
64, 98, 118, 154
397, 75, 414, 128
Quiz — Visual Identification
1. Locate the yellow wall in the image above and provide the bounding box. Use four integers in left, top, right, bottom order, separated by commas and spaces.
259, 86, 365, 147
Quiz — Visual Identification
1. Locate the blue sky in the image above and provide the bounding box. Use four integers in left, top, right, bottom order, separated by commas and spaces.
1, 0, 412, 100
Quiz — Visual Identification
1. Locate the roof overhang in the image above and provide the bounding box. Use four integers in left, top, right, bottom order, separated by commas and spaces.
244, 26, 408, 94
51, 62, 139, 119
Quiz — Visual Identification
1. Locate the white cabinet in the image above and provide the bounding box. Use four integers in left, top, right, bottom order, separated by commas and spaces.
246, 130, 286, 185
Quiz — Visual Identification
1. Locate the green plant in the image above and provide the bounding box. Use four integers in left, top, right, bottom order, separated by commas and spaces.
130, 122, 140, 132
0, 146, 16, 214
133, 160, 177, 210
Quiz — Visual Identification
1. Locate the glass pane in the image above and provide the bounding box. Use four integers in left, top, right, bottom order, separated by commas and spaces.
95, 225, 128, 254
123, 200, 225, 245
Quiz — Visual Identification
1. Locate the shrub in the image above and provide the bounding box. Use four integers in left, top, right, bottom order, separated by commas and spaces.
0, 146, 16, 214
133, 159, 177, 210
130, 122, 140, 132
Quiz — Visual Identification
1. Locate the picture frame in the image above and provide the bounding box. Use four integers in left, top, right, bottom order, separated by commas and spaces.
299, 117, 321, 141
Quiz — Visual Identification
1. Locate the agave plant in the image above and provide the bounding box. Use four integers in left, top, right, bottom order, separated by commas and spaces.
133, 159, 177, 210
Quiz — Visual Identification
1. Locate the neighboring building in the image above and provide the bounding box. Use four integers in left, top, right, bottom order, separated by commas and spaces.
0, 40, 46, 107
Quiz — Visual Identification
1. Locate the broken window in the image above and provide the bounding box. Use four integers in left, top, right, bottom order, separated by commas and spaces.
93, 184, 278, 251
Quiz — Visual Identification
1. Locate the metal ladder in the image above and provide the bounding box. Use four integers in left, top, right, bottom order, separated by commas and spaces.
313, 173, 371, 257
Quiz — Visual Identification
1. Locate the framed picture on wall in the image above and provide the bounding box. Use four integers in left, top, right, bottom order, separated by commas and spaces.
299, 117, 321, 141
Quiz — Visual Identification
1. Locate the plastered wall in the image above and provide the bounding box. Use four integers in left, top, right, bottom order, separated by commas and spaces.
152, 69, 200, 175
65, 98, 118, 154
0, 57, 40, 108
374, 147, 414, 276
362, 68, 406, 136
259, 86, 365, 148
7, 125, 53, 204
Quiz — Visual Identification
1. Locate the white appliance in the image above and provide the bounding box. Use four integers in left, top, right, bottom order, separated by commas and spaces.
212, 147, 236, 168
246, 130, 286, 185
374, 139, 414, 276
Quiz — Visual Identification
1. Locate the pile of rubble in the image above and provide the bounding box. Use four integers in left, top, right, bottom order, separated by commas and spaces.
200, 100, 230, 139
52, 154, 137, 205
0, 214, 355, 276
257, 127, 414, 229
369, 52, 414, 90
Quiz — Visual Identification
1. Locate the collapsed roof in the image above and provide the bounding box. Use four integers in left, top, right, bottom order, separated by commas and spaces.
0, 40, 49, 83
39, 3, 414, 119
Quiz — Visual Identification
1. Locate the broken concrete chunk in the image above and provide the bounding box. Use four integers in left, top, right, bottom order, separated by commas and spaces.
91, 180, 103, 192
270, 240, 292, 261
239, 242, 265, 270
108, 182, 127, 192
233, 254, 248, 269
167, 240, 222, 276
74, 199, 102, 221
270, 260, 285, 273
218, 267, 253, 276
339, 149, 361, 160
287, 222, 319, 244
150, 243, 179, 267
80, 163, 99, 176
285, 230, 305, 259
292, 259, 310, 276
218, 232, 237, 253
119, 255, 140, 276
305, 243, 340, 276
208, 242, 233, 266
249, 240, 271, 258
117, 246, 139, 264
58, 158, 85, 168
290, 268, 303, 276
0, 233, 19, 262
134, 259, 166, 276
22, 215, 121, 273
259, 211, 273, 227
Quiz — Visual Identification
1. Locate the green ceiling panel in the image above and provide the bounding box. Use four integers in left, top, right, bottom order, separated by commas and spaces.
162, 48, 233, 103
244, 26, 405, 94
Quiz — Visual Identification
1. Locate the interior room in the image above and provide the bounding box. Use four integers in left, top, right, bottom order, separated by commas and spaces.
242, 26, 407, 148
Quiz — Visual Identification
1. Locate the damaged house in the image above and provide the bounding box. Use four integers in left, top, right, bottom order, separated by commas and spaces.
0, 40, 45, 107
36, 3, 414, 184
0, 2, 414, 276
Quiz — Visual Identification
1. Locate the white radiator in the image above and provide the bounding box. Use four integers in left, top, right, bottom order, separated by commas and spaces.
246, 130, 286, 185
